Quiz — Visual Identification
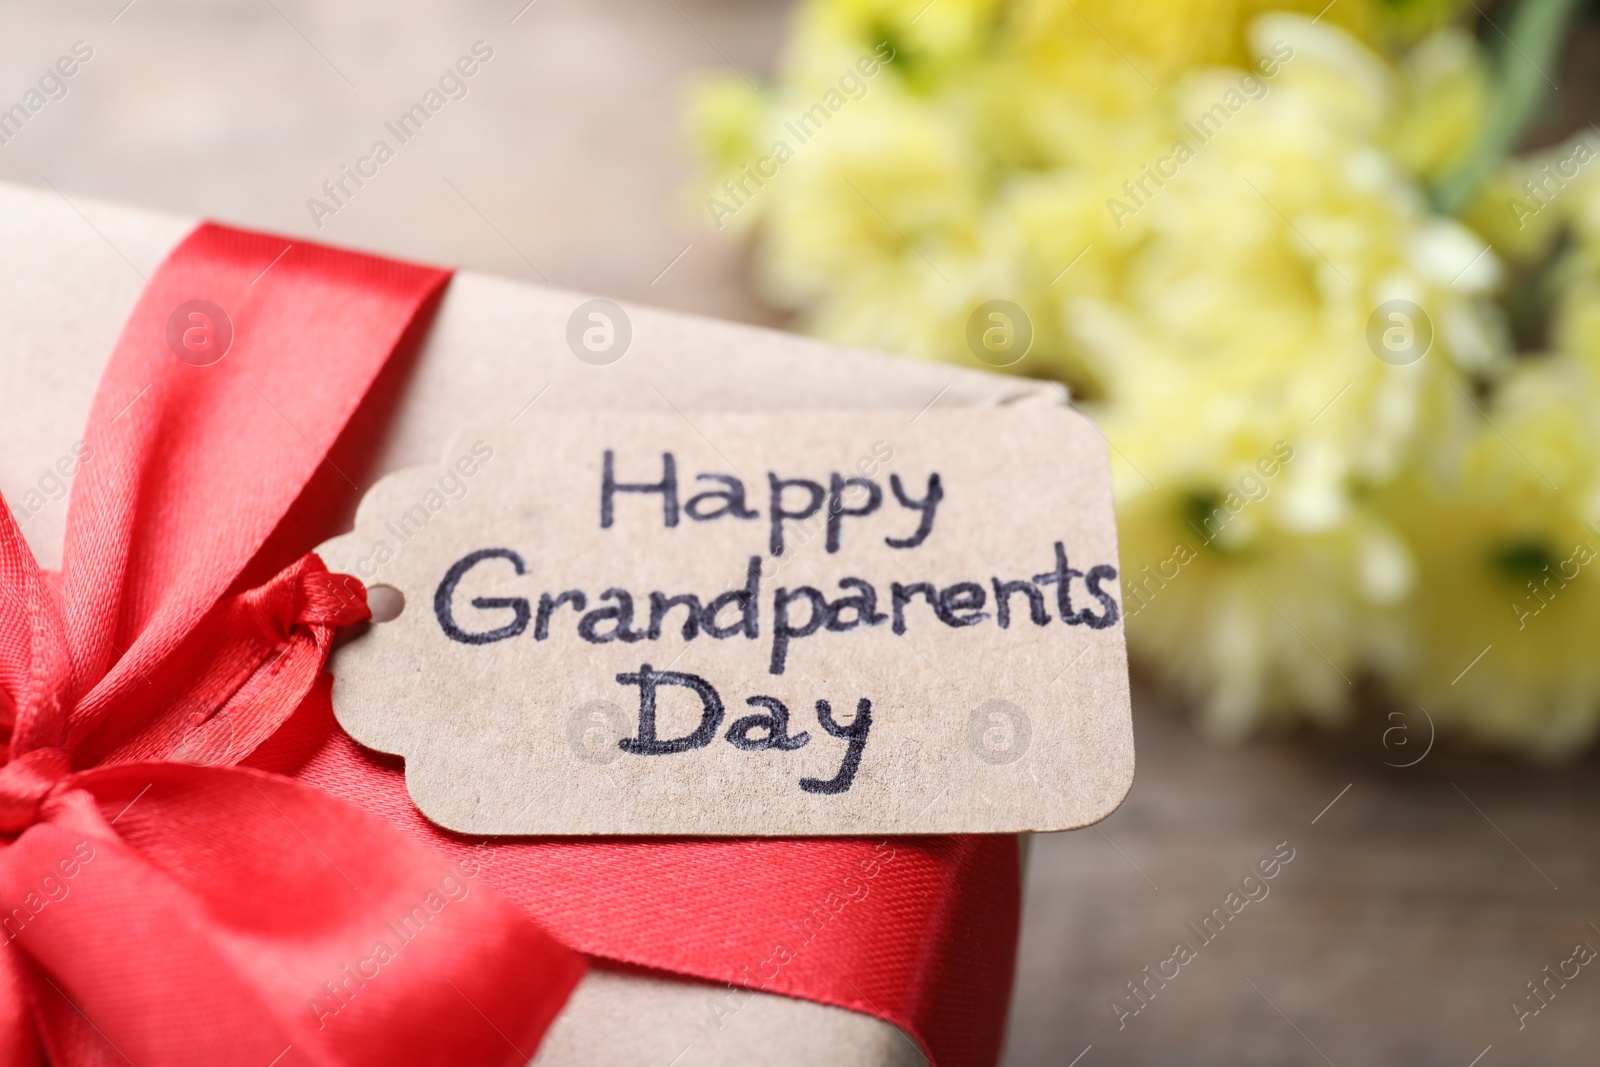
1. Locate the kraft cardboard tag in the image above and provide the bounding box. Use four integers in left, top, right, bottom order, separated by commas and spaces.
317, 408, 1132, 836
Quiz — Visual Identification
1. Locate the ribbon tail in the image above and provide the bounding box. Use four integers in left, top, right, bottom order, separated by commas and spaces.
262, 680, 1022, 1067
0, 763, 584, 1067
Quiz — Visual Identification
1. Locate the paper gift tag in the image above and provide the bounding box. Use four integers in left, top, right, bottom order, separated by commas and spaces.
317, 408, 1132, 835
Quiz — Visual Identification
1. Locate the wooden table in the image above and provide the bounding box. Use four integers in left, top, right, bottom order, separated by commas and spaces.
1012, 683, 1599, 1066
4, 1, 1597, 1063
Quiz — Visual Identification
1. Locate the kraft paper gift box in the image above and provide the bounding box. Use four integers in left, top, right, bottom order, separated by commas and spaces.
0, 180, 1060, 1066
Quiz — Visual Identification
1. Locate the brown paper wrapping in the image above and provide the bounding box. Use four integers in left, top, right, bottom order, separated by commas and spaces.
0, 181, 1063, 1064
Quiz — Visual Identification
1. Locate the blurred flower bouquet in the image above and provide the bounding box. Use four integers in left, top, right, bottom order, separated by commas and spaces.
687, 0, 1600, 756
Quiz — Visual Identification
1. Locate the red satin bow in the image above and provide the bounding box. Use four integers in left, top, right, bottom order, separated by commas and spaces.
0, 222, 1020, 1067
0, 226, 582, 1065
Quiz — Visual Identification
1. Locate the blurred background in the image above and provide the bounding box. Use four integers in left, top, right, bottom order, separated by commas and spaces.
5, 0, 1600, 1063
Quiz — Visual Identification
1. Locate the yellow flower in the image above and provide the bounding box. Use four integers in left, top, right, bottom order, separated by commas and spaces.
1380, 356, 1600, 755
686, 0, 1600, 755
1462, 133, 1600, 268
1012, 17, 1504, 736
683, 76, 769, 187
1008, 0, 1378, 82
1389, 26, 1492, 181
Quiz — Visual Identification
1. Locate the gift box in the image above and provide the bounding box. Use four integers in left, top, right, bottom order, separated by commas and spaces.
0, 181, 1069, 1065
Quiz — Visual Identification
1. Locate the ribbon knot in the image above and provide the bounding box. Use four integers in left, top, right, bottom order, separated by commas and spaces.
0, 748, 70, 834
295, 568, 371, 629
230, 551, 371, 648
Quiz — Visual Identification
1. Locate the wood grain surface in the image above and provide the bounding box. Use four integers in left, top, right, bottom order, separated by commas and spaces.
1013, 683, 1599, 1066
3, 2, 1597, 1064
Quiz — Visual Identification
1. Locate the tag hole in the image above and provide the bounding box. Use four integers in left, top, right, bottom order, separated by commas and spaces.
367, 585, 405, 623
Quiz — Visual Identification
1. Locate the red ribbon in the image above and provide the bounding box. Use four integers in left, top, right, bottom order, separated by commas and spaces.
0, 223, 1020, 1066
